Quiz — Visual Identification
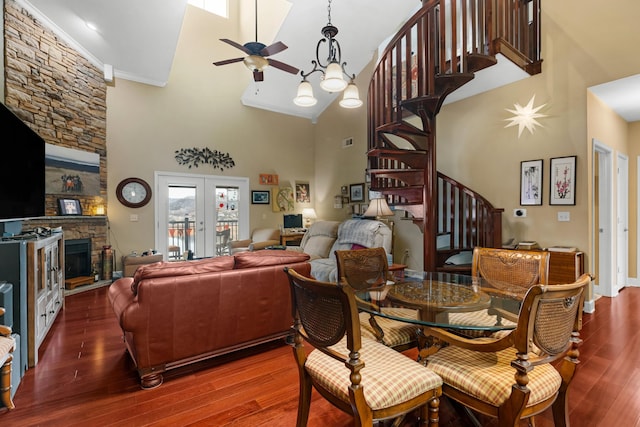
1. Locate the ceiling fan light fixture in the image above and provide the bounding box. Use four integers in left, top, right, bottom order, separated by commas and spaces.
243, 55, 269, 72
294, 80, 318, 107
339, 81, 362, 108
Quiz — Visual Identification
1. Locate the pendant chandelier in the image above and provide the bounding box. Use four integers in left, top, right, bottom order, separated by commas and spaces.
293, 0, 363, 109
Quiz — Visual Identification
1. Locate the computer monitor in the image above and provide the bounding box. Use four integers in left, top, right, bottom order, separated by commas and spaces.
283, 214, 303, 229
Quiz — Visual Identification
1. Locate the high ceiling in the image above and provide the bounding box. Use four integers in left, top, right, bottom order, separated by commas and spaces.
17, 0, 640, 122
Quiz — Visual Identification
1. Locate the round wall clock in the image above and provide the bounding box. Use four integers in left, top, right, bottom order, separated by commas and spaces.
116, 177, 152, 208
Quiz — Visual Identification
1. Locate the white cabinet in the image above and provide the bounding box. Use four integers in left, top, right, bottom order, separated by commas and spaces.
27, 233, 64, 367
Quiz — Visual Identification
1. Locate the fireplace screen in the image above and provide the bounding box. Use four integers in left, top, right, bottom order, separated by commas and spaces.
65, 238, 91, 279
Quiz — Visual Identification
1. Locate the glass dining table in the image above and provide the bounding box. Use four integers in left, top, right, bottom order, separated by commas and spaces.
355, 271, 528, 359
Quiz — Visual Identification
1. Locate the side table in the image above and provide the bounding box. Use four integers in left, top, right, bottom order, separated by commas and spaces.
389, 263, 407, 280
280, 232, 305, 246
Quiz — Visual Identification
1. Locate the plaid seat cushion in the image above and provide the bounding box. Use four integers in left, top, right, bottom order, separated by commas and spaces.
0, 335, 15, 356
306, 337, 442, 410
426, 345, 561, 406
447, 310, 516, 338
359, 308, 418, 347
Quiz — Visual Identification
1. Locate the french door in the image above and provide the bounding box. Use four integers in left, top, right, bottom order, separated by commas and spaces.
155, 172, 249, 259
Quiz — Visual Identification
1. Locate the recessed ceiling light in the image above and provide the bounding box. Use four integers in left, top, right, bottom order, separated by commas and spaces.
86, 21, 98, 31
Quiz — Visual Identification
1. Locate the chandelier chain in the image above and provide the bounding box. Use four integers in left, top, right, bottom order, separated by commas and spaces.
327, 0, 332, 24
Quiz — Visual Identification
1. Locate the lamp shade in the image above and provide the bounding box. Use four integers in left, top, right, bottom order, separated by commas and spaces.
243, 55, 268, 72
302, 208, 317, 227
320, 62, 348, 92
363, 198, 393, 217
339, 82, 363, 108
293, 80, 318, 107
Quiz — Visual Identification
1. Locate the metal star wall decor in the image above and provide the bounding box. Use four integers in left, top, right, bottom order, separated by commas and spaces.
504, 95, 547, 138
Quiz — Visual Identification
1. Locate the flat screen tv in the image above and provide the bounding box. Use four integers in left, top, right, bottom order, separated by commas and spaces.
0, 102, 45, 221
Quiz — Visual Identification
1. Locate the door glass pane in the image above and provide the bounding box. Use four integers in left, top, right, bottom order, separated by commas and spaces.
168, 186, 196, 259
215, 186, 239, 255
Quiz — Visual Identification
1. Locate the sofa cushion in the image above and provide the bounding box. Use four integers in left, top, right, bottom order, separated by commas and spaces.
234, 250, 310, 269
300, 220, 340, 259
131, 256, 235, 295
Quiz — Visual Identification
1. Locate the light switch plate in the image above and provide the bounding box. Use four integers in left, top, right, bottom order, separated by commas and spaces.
558, 212, 570, 222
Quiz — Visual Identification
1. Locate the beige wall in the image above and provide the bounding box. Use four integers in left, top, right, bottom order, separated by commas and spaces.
103, 1, 640, 285
106, 6, 314, 259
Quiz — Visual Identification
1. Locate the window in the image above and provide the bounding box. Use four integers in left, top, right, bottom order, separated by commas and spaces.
188, 0, 227, 18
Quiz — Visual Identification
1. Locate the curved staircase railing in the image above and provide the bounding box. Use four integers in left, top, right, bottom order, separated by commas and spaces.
367, 0, 540, 271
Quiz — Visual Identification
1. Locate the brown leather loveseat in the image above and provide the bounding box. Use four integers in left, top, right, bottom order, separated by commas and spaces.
108, 250, 310, 389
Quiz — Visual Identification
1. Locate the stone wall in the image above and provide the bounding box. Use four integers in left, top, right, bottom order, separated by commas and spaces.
4, 0, 107, 215
3, 0, 109, 271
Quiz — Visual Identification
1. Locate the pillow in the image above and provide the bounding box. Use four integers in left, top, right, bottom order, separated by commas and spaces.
131, 256, 235, 295
351, 244, 367, 250
444, 251, 473, 265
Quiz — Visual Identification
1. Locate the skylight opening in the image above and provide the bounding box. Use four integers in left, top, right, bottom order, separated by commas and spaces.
188, 0, 228, 18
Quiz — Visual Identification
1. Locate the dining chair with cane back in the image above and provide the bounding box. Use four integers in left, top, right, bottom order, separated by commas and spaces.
447, 247, 550, 337
335, 247, 419, 351
284, 267, 443, 427
424, 273, 591, 427
0, 306, 16, 410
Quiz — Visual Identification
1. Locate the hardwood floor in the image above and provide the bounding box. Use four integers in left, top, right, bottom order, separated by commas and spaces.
1, 285, 639, 426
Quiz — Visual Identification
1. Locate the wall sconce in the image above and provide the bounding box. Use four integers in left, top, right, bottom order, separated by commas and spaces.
293, 0, 362, 109
95, 204, 105, 216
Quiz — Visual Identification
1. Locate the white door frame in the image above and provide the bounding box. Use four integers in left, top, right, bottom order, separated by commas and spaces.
154, 171, 249, 259
616, 153, 628, 293
592, 139, 615, 297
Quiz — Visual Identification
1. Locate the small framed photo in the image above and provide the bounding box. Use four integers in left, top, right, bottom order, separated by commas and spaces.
251, 190, 270, 204
58, 198, 82, 215
550, 156, 577, 205
349, 183, 365, 202
520, 159, 543, 206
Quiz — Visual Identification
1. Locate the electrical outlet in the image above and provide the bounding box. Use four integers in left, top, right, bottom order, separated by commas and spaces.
514, 208, 527, 217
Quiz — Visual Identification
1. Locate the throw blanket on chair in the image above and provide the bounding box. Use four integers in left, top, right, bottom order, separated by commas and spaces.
338, 219, 382, 248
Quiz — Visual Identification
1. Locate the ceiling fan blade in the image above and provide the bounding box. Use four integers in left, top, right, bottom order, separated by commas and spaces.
212, 57, 244, 66
260, 41, 288, 57
220, 39, 252, 55
253, 71, 264, 82
268, 59, 300, 75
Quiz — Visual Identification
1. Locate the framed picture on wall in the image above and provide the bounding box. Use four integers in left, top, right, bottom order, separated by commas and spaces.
251, 191, 270, 204
549, 156, 576, 205
349, 183, 365, 202
520, 159, 543, 206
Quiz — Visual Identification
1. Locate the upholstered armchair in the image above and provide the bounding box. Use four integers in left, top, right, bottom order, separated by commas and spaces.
229, 228, 280, 253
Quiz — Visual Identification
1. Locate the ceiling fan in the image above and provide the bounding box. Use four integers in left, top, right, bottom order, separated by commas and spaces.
212, 0, 299, 82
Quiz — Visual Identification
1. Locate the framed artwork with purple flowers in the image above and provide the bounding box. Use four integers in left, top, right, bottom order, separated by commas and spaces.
549, 156, 576, 205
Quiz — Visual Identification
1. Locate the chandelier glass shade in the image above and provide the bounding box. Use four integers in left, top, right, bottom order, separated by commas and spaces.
293, 0, 361, 109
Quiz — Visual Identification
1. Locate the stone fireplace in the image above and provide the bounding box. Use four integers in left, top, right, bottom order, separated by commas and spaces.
23, 216, 109, 278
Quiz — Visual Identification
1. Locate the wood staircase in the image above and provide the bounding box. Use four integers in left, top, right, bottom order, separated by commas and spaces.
367, 0, 542, 272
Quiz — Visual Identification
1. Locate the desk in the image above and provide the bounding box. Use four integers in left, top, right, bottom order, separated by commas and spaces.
280, 232, 305, 246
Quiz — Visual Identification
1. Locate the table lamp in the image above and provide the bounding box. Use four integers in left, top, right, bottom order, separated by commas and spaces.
362, 198, 393, 219
301, 208, 317, 228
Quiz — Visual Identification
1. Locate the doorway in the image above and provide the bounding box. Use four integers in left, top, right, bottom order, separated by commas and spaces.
617, 153, 628, 293
155, 172, 249, 259
593, 139, 615, 297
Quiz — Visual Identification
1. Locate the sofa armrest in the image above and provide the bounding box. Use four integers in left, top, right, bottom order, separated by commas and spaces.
250, 240, 280, 251
230, 239, 251, 249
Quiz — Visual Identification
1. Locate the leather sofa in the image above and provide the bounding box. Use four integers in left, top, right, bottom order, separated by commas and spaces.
288, 219, 392, 282
108, 250, 311, 389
